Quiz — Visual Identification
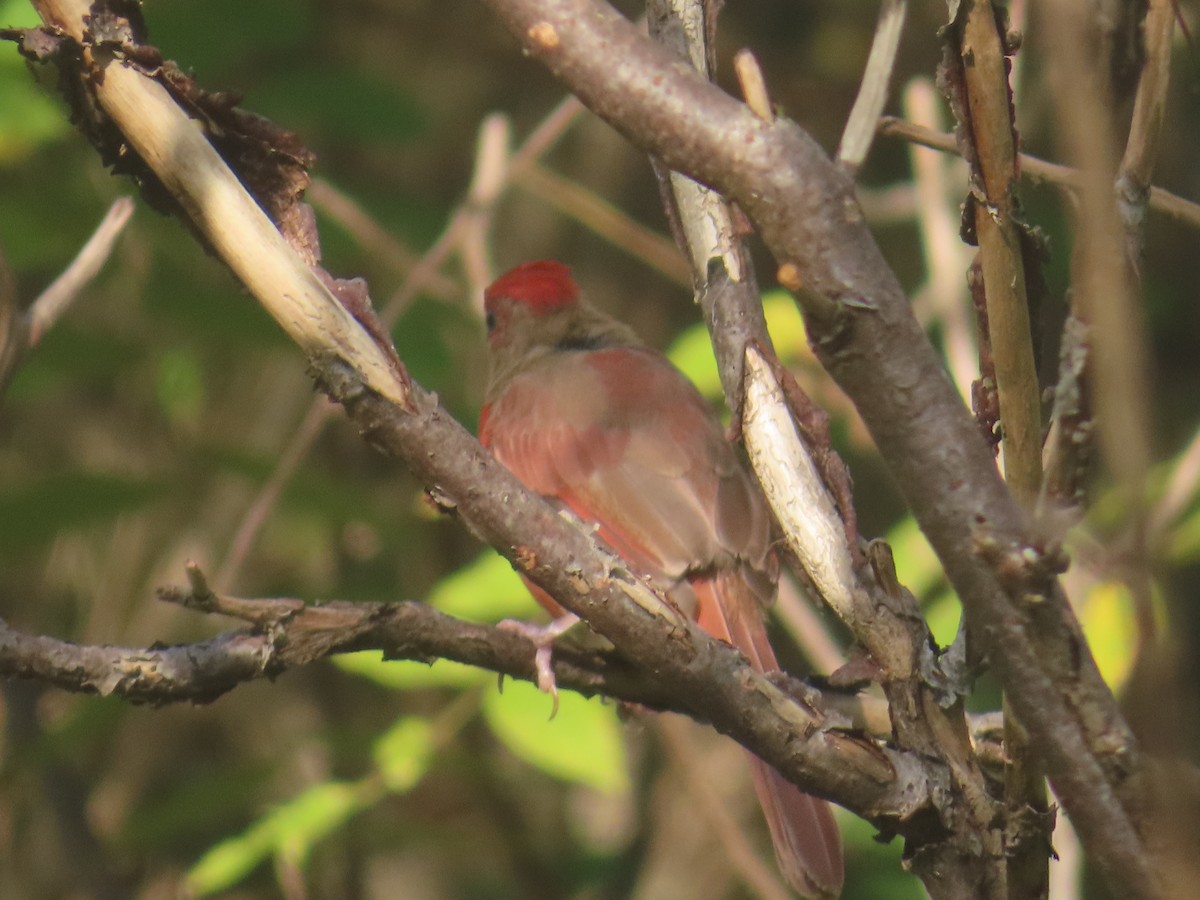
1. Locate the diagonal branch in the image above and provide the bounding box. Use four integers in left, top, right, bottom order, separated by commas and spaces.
478, 1, 1153, 896
0, 581, 930, 829
13, 0, 944, 842
0, 196, 133, 395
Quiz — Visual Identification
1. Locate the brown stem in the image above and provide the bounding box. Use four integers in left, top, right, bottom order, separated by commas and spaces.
878, 117, 1200, 231
479, 1, 1151, 896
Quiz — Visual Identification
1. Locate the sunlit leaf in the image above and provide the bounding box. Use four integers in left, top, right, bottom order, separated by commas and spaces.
428, 549, 539, 622
0, 0, 37, 27
482, 679, 628, 794
667, 290, 810, 401
336, 651, 487, 690
885, 516, 947, 602
1079, 581, 1139, 691
186, 780, 373, 895
922, 590, 961, 649
761, 290, 811, 363
667, 319, 721, 398
373, 717, 436, 792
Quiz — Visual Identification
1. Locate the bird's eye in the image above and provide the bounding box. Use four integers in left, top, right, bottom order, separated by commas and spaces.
485, 310, 497, 332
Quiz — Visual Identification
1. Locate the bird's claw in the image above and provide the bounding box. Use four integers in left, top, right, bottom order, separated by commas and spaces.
497, 613, 580, 719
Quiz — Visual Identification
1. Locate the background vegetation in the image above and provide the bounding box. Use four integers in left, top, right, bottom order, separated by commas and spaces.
1, 0, 1197, 897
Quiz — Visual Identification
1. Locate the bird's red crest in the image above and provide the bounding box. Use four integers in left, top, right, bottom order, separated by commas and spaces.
484, 260, 579, 315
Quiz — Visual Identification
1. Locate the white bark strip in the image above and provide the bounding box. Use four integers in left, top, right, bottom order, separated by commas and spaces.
36, 0, 410, 408
742, 345, 858, 627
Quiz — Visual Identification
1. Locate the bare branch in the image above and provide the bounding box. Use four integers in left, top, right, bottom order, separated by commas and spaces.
515, 162, 689, 283
837, 0, 907, 173
12, 0, 946, 839
1116, 0, 1175, 261
34, 0, 411, 409
0, 197, 133, 394
478, 1, 1151, 895
217, 102, 588, 589
946, 1, 1042, 508
0, 580, 934, 831
879, 116, 1200, 230
28, 197, 134, 344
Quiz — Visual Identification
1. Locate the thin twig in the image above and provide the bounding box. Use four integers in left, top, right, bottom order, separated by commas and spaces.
879, 117, 1200, 230
955, 0, 1041, 508
214, 399, 336, 589
948, 7, 1049, 895
457, 112, 511, 296
1147, 424, 1200, 546
306, 179, 459, 299
657, 717, 793, 900
480, 3, 1153, 896
515, 163, 689, 284
1117, 0, 1176, 262
900, 79, 976, 405
0, 197, 134, 394
837, 0, 907, 173
734, 50, 774, 123
27, 197, 135, 345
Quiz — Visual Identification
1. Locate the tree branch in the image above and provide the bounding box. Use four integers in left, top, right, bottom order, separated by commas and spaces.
0, 196, 133, 395
9, 0, 1158, 892
878, 116, 1200, 231
9, 0, 946, 842
477, 1, 1153, 895
0, 579, 933, 830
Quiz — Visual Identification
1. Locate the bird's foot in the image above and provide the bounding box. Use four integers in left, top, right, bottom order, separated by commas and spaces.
497, 613, 580, 717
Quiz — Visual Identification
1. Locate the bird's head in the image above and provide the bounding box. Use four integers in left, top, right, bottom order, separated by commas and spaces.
482, 261, 641, 396
483, 260, 581, 352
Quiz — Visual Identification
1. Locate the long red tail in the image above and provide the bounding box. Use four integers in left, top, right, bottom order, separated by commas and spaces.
695, 571, 844, 899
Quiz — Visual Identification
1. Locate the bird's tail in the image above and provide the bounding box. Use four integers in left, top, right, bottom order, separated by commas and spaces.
694, 570, 844, 899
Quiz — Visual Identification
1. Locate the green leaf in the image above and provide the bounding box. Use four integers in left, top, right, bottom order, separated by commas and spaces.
186, 780, 373, 895
482, 679, 628, 794
1167, 502, 1200, 562
155, 348, 206, 427
0, 0, 38, 26
666, 290, 810, 401
427, 549, 539, 622
885, 516, 947, 603
761, 290, 810, 361
1078, 581, 1139, 692
667, 319, 721, 399
922, 590, 962, 649
372, 717, 436, 792
336, 651, 488, 690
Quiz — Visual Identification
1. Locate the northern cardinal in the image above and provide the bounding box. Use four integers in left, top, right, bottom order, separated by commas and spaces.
478, 260, 843, 898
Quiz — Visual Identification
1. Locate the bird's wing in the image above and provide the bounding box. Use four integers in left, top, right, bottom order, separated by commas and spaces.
481, 346, 771, 590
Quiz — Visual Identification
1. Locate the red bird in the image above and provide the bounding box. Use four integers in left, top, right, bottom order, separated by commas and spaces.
479, 260, 843, 898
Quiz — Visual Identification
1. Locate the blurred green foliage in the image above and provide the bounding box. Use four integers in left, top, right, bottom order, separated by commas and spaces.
1, 0, 1197, 898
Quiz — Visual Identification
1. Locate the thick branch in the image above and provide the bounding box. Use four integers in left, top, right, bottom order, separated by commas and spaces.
11, 0, 943, 837
0, 598, 674, 709
0, 585, 930, 829
479, 1, 1151, 895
